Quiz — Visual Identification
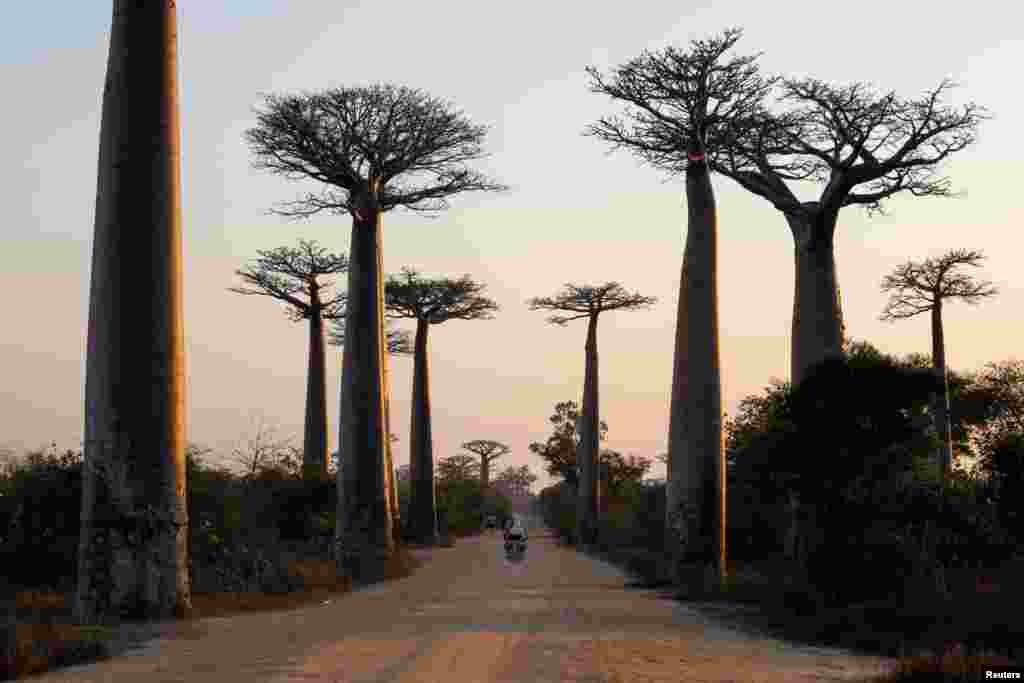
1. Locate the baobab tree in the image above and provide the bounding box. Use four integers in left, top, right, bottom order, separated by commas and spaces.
78, 1, 191, 623
710, 75, 988, 384
245, 84, 505, 579
229, 240, 347, 480
329, 317, 412, 541
460, 440, 511, 495
587, 29, 767, 586
880, 248, 998, 480
528, 282, 656, 549
385, 268, 499, 544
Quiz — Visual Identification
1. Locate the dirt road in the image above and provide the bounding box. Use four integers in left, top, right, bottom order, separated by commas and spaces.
39, 529, 895, 682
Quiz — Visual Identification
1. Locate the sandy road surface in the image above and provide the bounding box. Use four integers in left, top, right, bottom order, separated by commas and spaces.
38, 528, 895, 682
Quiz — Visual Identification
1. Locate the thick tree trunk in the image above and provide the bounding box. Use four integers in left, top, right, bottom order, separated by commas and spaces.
378, 234, 400, 543
784, 210, 843, 569
787, 211, 845, 386
665, 156, 726, 588
576, 314, 601, 550
335, 203, 394, 580
303, 297, 328, 480
931, 302, 953, 481
77, 0, 190, 624
409, 319, 439, 544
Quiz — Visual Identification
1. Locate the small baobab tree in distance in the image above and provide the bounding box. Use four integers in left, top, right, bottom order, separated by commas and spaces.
78, 0, 191, 623
880, 248, 998, 480
711, 74, 989, 385
528, 282, 656, 549
245, 84, 506, 579
586, 27, 771, 586
385, 268, 499, 544
460, 439, 512, 498
329, 317, 412, 541
229, 240, 347, 480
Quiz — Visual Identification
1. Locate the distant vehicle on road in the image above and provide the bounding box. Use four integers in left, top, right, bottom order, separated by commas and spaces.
484, 515, 497, 529
503, 515, 527, 553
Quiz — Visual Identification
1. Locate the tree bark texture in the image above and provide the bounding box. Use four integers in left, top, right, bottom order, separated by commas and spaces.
787, 211, 845, 386
303, 293, 328, 480
576, 314, 601, 550
664, 159, 726, 587
77, 0, 190, 624
335, 207, 395, 579
931, 302, 954, 480
409, 319, 439, 544
377, 231, 400, 542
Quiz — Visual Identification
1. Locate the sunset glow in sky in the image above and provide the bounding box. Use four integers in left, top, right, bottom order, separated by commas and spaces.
3, 1, 1021, 491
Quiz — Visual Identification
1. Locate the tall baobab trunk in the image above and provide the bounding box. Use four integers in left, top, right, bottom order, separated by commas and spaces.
377, 227, 400, 542
665, 153, 726, 588
409, 319, 439, 544
77, 0, 190, 623
335, 200, 394, 579
576, 314, 601, 549
303, 290, 328, 480
787, 212, 845, 386
931, 300, 954, 480
783, 211, 842, 569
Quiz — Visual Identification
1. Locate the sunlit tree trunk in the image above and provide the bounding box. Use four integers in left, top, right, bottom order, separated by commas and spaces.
576, 314, 601, 549
931, 300, 954, 480
787, 211, 845, 386
303, 288, 328, 480
377, 229, 400, 542
77, 0, 190, 623
409, 319, 439, 544
665, 155, 726, 588
335, 200, 394, 579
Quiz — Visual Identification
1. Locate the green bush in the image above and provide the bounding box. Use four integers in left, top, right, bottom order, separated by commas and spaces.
0, 448, 83, 589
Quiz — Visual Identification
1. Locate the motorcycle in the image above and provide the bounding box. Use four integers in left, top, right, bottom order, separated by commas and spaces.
504, 533, 527, 554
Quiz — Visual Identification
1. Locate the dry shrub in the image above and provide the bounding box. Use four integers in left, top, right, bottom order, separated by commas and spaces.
14, 589, 66, 611
1, 621, 110, 679
286, 558, 350, 591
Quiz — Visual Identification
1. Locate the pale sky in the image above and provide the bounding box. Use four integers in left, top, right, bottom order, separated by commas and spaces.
3, 2, 1022, 492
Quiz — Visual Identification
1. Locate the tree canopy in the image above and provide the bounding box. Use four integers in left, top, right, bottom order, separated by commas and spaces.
245, 84, 507, 218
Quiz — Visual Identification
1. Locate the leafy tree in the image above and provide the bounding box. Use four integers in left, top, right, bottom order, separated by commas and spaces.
528, 282, 655, 548
229, 240, 348, 479
246, 83, 506, 578
881, 248, 998, 480
528, 401, 607, 489
79, 1, 191, 622
599, 450, 652, 498
711, 75, 988, 384
384, 268, 499, 544
436, 454, 480, 484
493, 464, 538, 498
587, 28, 767, 584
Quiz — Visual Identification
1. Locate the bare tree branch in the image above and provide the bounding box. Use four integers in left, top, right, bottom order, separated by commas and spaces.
228, 239, 348, 322
245, 84, 508, 219
528, 282, 657, 325
328, 317, 413, 355
880, 248, 998, 321
384, 268, 499, 324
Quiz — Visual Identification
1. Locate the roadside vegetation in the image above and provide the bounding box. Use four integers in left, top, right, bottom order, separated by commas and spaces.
0, 433, 514, 679
536, 342, 1024, 675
